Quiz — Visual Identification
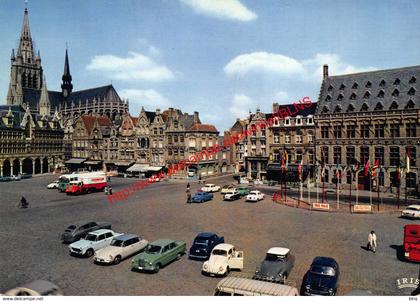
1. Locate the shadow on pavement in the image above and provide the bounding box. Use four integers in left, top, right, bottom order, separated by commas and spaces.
390, 244, 406, 262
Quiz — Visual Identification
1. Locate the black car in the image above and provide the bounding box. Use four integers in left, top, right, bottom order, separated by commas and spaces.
60, 221, 112, 244
188, 232, 224, 260
303, 257, 339, 296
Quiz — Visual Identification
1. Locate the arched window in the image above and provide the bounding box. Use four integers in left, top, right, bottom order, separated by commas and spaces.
334, 105, 342, 113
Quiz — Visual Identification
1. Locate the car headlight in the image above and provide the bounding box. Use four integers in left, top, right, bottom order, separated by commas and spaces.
305, 285, 311, 290
203, 263, 208, 270
219, 266, 224, 272
328, 288, 334, 295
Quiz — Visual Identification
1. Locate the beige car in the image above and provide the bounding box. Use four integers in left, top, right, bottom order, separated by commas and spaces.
215, 277, 299, 296
94, 234, 148, 265
202, 243, 243, 276
4, 280, 63, 296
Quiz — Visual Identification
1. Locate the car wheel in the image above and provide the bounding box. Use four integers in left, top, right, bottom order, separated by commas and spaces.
281, 273, 287, 282
224, 266, 230, 276
85, 248, 94, 258
176, 253, 182, 260
155, 263, 161, 273
113, 255, 121, 265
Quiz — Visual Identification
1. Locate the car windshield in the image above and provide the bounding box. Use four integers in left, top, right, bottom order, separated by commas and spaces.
146, 245, 161, 253
110, 239, 124, 247
310, 265, 336, 276
249, 192, 257, 195
407, 207, 419, 211
66, 225, 76, 232
85, 234, 97, 241
194, 238, 209, 245
212, 249, 227, 256
265, 253, 286, 261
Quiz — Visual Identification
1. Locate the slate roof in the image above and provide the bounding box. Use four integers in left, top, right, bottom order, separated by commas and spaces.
317, 65, 420, 114
0, 105, 60, 130
275, 102, 317, 116
180, 113, 197, 130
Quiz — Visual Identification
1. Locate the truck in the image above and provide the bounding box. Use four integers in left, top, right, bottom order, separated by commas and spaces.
58, 174, 79, 192
403, 224, 420, 263
65, 172, 107, 195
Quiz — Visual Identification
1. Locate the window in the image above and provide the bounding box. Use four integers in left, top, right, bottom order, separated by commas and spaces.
296, 134, 302, 144
365, 81, 372, 88
407, 172, 417, 188
347, 104, 355, 112
406, 123, 417, 137
360, 124, 370, 138
333, 126, 342, 139
322, 106, 330, 113
360, 146, 369, 164
274, 133, 280, 143
374, 102, 384, 110
325, 95, 331, 101
408, 87, 416, 96
337, 94, 344, 101
334, 105, 342, 113
160, 128, 163, 135
321, 146, 329, 163
375, 124, 384, 138
361, 103, 369, 111
407, 146, 416, 167
409, 76, 416, 84
339, 84, 346, 90
308, 133, 314, 143
347, 125, 355, 138
379, 80, 386, 87
390, 147, 400, 166
174, 136, 178, 143
394, 78, 400, 85
377, 90, 385, 98
363, 91, 371, 99
352, 82, 358, 89
321, 126, 329, 139
350, 93, 357, 100
296, 151, 303, 163
390, 101, 399, 110
406, 100, 415, 109
285, 134, 291, 144
284, 118, 291, 126
333, 147, 341, 164
308, 150, 314, 164
154, 128, 157, 135
307, 117, 314, 124
390, 123, 400, 138
328, 85, 333, 91
375, 147, 384, 166
296, 117, 302, 125
346, 147, 355, 165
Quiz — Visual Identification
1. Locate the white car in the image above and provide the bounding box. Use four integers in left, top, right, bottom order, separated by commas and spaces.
202, 243, 243, 276
239, 178, 249, 184
246, 190, 264, 202
94, 234, 148, 265
401, 205, 420, 219
69, 229, 121, 257
224, 191, 241, 201
201, 184, 221, 192
47, 180, 59, 189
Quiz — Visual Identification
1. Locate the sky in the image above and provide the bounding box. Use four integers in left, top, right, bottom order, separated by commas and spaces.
0, 0, 420, 132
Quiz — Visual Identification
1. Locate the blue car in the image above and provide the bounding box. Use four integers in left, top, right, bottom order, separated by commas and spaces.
189, 232, 225, 260
191, 192, 213, 203
303, 257, 340, 296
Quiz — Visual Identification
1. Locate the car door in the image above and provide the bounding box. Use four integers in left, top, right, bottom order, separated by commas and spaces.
121, 239, 132, 258
229, 247, 243, 270
95, 233, 107, 250
161, 244, 170, 265
77, 223, 90, 239
104, 232, 114, 245
131, 237, 143, 253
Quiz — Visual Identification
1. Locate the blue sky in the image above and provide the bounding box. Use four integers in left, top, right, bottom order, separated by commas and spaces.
1, 0, 420, 132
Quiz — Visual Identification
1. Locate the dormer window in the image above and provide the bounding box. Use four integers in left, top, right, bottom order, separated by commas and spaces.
337, 94, 344, 101
363, 91, 371, 99
296, 116, 302, 125
409, 76, 416, 84
284, 117, 291, 126
374, 102, 384, 111
361, 103, 369, 111
327, 85, 334, 91
379, 80, 386, 87
339, 84, 346, 90
392, 89, 400, 97
390, 101, 398, 110
377, 90, 385, 98
347, 104, 355, 112
393, 78, 400, 85
7, 116, 13, 126
325, 95, 331, 101
406, 99, 415, 109
408, 87, 416, 96
350, 93, 357, 100
307, 116, 314, 125
365, 81, 372, 88
322, 106, 330, 113
352, 82, 358, 89
334, 105, 342, 113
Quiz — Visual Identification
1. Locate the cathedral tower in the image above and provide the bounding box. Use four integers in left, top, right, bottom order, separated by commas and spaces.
61, 49, 73, 98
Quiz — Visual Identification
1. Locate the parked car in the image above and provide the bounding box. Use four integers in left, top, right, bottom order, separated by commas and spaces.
202, 243, 243, 276
60, 221, 112, 244
0, 176, 12, 182
201, 184, 221, 192
131, 239, 186, 272
3, 280, 63, 296
401, 205, 420, 219
253, 179, 263, 185
192, 192, 213, 203
303, 257, 340, 296
11, 174, 22, 181
221, 185, 236, 194
246, 190, 265, 202
68, 229, 122, 257
189, 232, 225, 260
224, 191, 241, 201
239, 177, 249, 184
236, 186, 251, 196
21, 173, 32, 179
253, 247, 295, 283
47, 180, 60, 189
94, 234, 148, 265
214, 277, 299, 296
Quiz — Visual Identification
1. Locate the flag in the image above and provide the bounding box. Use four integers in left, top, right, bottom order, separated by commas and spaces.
372, 159, 379, 177
406, 147, 411, 173
364, 159, 370, 176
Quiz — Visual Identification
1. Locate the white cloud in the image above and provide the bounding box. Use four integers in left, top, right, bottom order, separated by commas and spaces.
229, 93, 255, 119
120, 89, 172, 113
181, 0, 257, 22
274, 91, 289, 102
224, 52, 305, 76
86, 51, 174, 82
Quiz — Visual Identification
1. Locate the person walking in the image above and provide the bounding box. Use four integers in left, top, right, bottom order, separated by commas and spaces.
187, 191, 192, 204
368, 230, 377, 253
19, 196, 28, 209
186, 182, 190, 192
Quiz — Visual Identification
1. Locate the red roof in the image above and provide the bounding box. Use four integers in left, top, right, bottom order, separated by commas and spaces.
80, 115, 111, 135
189, 123, 218, 133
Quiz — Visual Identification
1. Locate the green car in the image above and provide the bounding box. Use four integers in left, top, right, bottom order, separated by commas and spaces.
131, 239, 186, 273
236, 186, 251, 196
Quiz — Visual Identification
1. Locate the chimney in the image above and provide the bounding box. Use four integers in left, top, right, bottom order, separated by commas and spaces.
193, 111, 199, 124
323, 64, 329, 80
272, 103, 279, 113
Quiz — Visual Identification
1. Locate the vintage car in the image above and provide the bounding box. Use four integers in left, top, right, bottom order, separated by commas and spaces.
94, 234, 148, 265
47, 180, 60, 189
192, 192, 213, 203
253, 247, 295, 283
21, 173, 32, 179
11, 174, 22, 181
236, 186, 251, 196
401, 205, 420, 219
303, 257, 340, 296
201, 184, 221, 192
221, 185, 236, 194
189, 232, 225, 260
246, 190, 265, 202
131, 239, 186, 272
223, 191, 241, 201
202, 243, 243, 276
68, 229, 122, 257
60, 221, 112, 244
0, 176, 12, 182
3, 280, 63, 296
214, 277, 299, 296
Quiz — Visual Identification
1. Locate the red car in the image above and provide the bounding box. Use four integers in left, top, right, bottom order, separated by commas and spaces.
403, 224, 420, 262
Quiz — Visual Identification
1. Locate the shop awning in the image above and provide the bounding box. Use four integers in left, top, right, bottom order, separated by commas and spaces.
127, 164, 149, 172
148, 166, 163, 171
84, 160, 102, 165
65, 158, 86, 164
114, 161, 134, 166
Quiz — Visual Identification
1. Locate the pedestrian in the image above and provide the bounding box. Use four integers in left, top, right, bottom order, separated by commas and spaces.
367, 230, 377, 253
198, 175, 202, 184
187, 191, 192, 204
20, 196, 28, 208
109, 186, 113, 195
104, 186, 109, 195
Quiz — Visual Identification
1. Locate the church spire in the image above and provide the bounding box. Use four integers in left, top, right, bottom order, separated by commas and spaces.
61, 48, 73, 97
39, 75, 50, 116
18, 5, 34, 64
